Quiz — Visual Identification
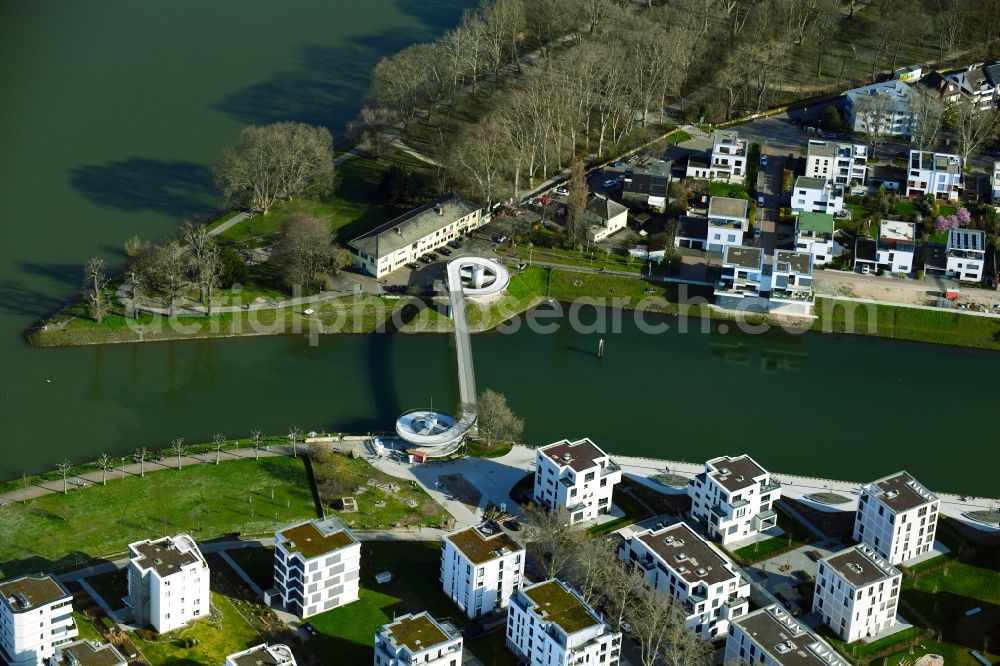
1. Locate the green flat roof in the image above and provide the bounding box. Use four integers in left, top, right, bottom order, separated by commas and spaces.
797, 212, 834, 233
523, 581, 599, 635
386, 613, 450, 652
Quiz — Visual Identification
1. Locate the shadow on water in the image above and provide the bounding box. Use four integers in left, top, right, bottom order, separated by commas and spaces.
67, 157, 216, 218
391, 0, 480, 33
364, 300, 430, 424
212, 31, 419, 133
0, 279, 73, 318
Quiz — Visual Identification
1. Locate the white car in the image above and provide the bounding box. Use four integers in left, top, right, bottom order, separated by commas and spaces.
554, 186, 569, 196
602, 179, 618, 188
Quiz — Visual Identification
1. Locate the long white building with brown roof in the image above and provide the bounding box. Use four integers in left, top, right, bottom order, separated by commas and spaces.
688, 454, 782, 546
126, 534, 209, 633
0, 574, 77, 666
441, 522, 524, 619
617, 521, 750, 639
533, 438, 622, 525
853, 471, 939, 565
265, 517, 361, 618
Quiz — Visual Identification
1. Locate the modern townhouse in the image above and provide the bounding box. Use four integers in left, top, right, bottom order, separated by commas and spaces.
905, 151, 962, 201
795, 212, 835, 266
853, 471, 939, 565
348, 195, 484, 278
532, 438, 621, 526
688, 454, 782, 546
583, 193, 629, 243
621, 159, 670, 211
769, 250, 815, 316
804, 140, 868, 188
225, 643, 297, 666
375, 612, 463, 666
441, 521, 524, 619
844, 80, 915, 136
715, 245, 766, 310
687, 130, 747, 183
506, 580, 621, 666
674, 215, 709, 250
0, 575, 77, 666
618, 521, 751, 638
791, 176, 844, 217
813, 545, 901, 643
926, 228, 986, 282
48, 640, 127, 666
724, 604, 848, 666
265, 517, 361, 618
126, 534, 210, 634
706, 196, 749, 253
853, 221, 915, 274
945, 64, 998, 109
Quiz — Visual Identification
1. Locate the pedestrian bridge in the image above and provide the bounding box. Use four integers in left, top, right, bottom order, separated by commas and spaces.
395, 257, 510, 457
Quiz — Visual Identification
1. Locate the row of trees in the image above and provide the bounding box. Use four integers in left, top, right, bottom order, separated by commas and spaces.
520, 504, 712, 666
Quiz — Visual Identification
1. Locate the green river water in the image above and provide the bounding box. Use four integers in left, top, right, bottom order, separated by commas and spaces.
0, 1, 997, 495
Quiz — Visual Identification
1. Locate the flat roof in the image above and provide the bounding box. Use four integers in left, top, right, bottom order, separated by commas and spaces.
797, 212, 834, 234
348, 194, 479, 259
446, 523, 522, 565
0, 575, 70, 613
948, 228, 984, 251
795, 176, 827, 190
879, 220, 915, 242
227, 644, 296, 666
807, 140, 837, 158
723, 245, 763, 270
53, 641, 128, 666
131, 536, 202, 578
676, 215, 708, 240
522, 580, 601, 635
855, 237, 877, 262
277, 518, 358, 559
733, 606, 848, 666
538, 438, 609, 472
774, 250, 813, 276
866, 471, 937, 512
823, 545, 900, 588
706, 455, 768, 492
636, 522, 736, 587
384, 613, 452, 653
708, 196, 749, 220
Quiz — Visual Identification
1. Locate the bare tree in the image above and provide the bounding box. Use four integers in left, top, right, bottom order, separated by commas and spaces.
212, 433, 227, 465
954, 104, 1000, 165
170, 438, 186, 470
450, 119, 511, 205
520, 503, 581, 579
476, 389, 524, 446
853, 91, 899, 158
908, 87, 945, 152
600, 557, 643, 630
83, 258, 111, 323
151, 240, 188, 316
288, 426, 302, 457
272, 213, 341, 293
251, 429, 265, 461
271, 122, 336, 201
350, 105, 400, 160
201, 240, 223, 316
96, 453, 112, 486
56, 459, 72, 495
124, 236, 152, 318
135, 447, 148, 477
564, 538, 616, 607
565, 158, 589, 249
626, 586, 689, 666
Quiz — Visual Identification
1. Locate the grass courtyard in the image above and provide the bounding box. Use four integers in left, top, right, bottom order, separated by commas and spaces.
729, 505, 814, 564
0, 456, 317, 579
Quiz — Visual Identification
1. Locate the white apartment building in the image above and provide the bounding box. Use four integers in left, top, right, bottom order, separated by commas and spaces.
805, 140, 868, 188
0, 575, 77, 666
265, 517, 361, 618
715, 245, 766, 311
905, 151, 962, 201
853, 471, 939, 565
792, 177, 844, 217
795, 212, 835, 266
506, 580, 621, 666
770, 250, 815, 316
688, 455, 782, 546
724, 604, 848, 666
854, 221, 915, 274
813, 545, 901, 643
618, 521, 750, 638
583, 194, 629, 243
348, 195, 484, 278
375, 613, 463, 666
48, 640, 127, 666
533, 438, 622, 525
706, 196, 749, 253
441, 522, 524, 619
225, 643, 297, 666
687, 130, 747, 183
844, 80, 915, 136
126, 534, 210, 634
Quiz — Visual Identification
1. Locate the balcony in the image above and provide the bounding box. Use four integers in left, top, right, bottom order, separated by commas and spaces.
760, 479, 781, 493
601, 461, 621, 476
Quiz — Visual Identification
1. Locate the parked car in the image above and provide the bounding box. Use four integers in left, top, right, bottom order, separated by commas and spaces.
760, 154, 768, 167
419, 255, 432, 264
427, 253, 439, 261
406, 262, 420, 270
820, 131, 836, 139
616, 174, 626, 182
554, 186, 569, 196
806, 550, 823, 562
757, 195, 765, 206
611, 161, 624, 167
438, 247, 453, 256
448, 240, 463, 249
624, 167, 634, 174
602, 179, 618, 188
495, 235, 508, 244
754, 228, 762, 239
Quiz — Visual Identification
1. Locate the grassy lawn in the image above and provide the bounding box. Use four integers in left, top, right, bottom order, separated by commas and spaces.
73, 611, 105, 643
730, 506, 813, 564
906, 562, 1000, 606
884, 639, 999, 666
466, 629, 518, 666
588, 484, 653, 536
499, 245, 644, 274
0, 457, 317, 579
708, 182, 749, 199
86, 569, 129, 610
310, 449, 450, 529
666, 129, 692, 145
131, 590, 262, 665
226, 546, 275, 592
892, 200, 918, 217
466, 441, 514, 459
819, 625, 924, 661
